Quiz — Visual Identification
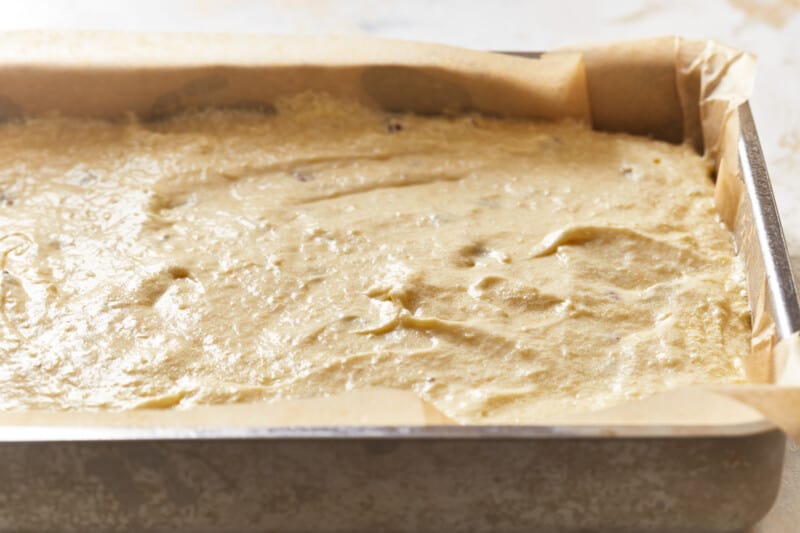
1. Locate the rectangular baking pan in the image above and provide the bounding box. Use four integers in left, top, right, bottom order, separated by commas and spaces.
0, 50, 797, 533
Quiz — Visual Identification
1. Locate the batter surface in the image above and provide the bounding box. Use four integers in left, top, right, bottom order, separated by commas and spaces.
0, 93, 748, 422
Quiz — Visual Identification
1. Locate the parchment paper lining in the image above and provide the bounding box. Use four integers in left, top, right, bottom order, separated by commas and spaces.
0, 32, 797, 437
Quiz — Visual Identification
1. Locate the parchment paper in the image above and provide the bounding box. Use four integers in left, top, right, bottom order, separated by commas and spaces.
0, 31, 797, 437
0, 389, 452, 427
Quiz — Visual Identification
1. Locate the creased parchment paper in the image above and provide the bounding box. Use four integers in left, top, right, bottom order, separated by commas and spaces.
0, 389, 452, 427
0, 31, 797, 436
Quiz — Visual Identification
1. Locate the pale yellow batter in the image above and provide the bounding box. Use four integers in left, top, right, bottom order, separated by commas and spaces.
0, 93, 748, 422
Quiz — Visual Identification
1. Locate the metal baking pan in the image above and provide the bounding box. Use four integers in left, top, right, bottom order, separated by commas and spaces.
0, 48, 798, 532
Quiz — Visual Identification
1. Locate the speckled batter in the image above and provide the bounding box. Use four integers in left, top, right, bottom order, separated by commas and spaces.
0, 93, 749, 422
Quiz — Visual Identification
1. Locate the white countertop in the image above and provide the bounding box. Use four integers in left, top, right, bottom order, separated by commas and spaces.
2, 1, 798, 530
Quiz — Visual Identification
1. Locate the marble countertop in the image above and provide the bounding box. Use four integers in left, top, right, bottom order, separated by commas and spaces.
1, 1, 798, 530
